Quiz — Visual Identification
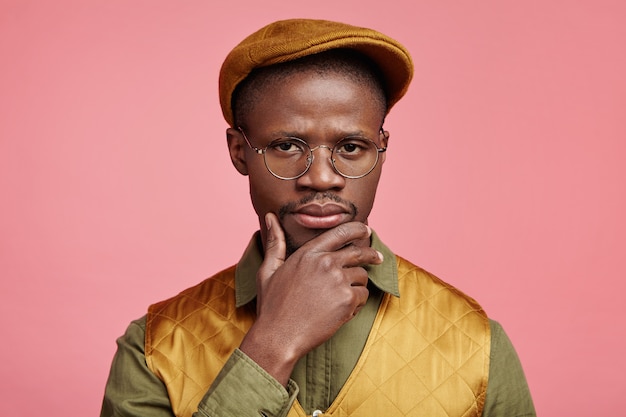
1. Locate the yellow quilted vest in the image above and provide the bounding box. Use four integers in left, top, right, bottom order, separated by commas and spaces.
146, 256, 490, 417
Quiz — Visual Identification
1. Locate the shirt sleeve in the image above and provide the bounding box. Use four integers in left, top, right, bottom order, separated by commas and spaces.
100, 318, 174, 417
196, 349, 299, 417
482, 320, 536, 417
100, 317, 299, 417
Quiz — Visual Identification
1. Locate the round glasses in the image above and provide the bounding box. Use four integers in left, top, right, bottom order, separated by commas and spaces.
239, 127, 387, 180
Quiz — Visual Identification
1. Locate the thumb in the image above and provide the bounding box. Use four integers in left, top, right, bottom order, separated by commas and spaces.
259, 212, 286, 281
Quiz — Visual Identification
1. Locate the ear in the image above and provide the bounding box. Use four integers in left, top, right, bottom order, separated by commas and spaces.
380, 129, 390, 148
379, 129, 390, 164
226, 127, 249, 176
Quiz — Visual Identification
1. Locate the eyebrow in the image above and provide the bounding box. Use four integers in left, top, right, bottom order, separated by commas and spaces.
266, 129, 372, 142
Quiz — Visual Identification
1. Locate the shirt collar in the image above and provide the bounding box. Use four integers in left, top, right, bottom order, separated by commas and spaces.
235, 230, 399, 308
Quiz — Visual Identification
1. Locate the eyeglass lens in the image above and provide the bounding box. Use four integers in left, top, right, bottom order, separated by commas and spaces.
264, 137, 380, 179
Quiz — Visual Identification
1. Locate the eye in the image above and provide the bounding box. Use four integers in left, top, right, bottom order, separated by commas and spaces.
268, 138, 306, 155
335, 138, 370, 156
341, 143, 359, 153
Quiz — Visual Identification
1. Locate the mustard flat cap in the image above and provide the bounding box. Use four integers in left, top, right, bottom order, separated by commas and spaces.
219, 18, 414, 127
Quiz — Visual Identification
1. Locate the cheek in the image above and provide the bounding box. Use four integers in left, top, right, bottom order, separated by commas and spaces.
248, 178, 270, 215
247, 170, 290, 215
349, 173, 383, 219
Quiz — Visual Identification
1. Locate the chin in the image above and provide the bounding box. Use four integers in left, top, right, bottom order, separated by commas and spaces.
284, 228, 325, 257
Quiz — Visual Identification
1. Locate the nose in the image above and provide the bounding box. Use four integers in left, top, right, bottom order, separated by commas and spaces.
296, 146, 345, 190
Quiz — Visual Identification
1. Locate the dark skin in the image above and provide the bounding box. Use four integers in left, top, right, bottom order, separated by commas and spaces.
226, 69, 389, 386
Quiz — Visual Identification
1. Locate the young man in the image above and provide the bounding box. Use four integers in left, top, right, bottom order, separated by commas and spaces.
101, 19, 535, 417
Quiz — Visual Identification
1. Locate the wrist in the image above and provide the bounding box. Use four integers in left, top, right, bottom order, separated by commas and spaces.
239, 324, 300, 387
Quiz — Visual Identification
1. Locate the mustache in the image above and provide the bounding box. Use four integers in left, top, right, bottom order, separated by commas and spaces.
278, 192, 358, 220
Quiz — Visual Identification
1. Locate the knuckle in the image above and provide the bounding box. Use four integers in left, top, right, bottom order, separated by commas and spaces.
347, 286, 368, 306
347, 245, 378, 264
317, 253, 336, 271
333, 221, 368, 242
298, 251, 336, 275
265, 234, 280, 251
354, 267, 369, 284
333, 223, 352, 242
347, 244, 362, 257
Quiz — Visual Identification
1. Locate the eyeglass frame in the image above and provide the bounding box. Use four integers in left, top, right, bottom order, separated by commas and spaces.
237, 126, 388, 180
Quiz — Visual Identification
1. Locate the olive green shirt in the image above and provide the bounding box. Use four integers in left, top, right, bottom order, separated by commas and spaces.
101, 233, 535, 417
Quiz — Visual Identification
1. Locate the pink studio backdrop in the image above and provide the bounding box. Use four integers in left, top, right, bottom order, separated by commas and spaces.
1, 1, 624, 415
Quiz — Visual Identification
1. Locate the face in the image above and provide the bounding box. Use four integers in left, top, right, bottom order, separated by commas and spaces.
227, 70, 388, 255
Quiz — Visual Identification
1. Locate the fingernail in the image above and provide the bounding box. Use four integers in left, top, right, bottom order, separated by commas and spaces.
377, 251, 384, 262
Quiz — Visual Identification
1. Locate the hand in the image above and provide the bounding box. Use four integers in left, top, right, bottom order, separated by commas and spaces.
239, 212, 384, 386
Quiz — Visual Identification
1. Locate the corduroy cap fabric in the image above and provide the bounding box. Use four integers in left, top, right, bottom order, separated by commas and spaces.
219, 18, 414, 127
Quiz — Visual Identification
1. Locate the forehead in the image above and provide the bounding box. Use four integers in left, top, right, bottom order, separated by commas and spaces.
242, 70, 385, 140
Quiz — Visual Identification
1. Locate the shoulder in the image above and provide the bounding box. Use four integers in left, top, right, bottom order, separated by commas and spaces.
395, 255, 486, 315
144, 265, 242, 359
148, 265, 238, 316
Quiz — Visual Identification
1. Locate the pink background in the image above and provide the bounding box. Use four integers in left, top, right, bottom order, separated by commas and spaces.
1, 1, 624, 415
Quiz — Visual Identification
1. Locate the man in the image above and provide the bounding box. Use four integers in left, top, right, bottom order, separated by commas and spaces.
101, 19, 535, 417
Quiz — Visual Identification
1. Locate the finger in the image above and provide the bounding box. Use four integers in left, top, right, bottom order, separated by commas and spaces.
352, 292, 369, 317
304, 221, 373, 253
350, 285, 370, 317
258, 212, 286, 281
335, 243, 384, 269
345, 266, 370, 287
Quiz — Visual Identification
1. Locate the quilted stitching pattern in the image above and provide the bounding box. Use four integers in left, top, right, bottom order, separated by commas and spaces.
146, 266, 256, 417
146, 258, 489, 417
288, 257, 490, 417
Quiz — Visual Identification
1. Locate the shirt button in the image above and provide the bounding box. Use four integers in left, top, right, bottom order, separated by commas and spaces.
312, 410, 323, 417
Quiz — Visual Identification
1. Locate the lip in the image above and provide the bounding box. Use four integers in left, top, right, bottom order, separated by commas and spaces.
291, 203, 351, 229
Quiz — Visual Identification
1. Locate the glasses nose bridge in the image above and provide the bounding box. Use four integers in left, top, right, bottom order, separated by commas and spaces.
309, 144, 334, 154
306, 144, 336, 169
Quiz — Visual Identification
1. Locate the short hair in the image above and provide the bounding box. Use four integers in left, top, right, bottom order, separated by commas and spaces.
232, 49, 388, 128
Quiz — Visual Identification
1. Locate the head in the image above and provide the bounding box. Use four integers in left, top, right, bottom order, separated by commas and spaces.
219, 19, 413, 255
